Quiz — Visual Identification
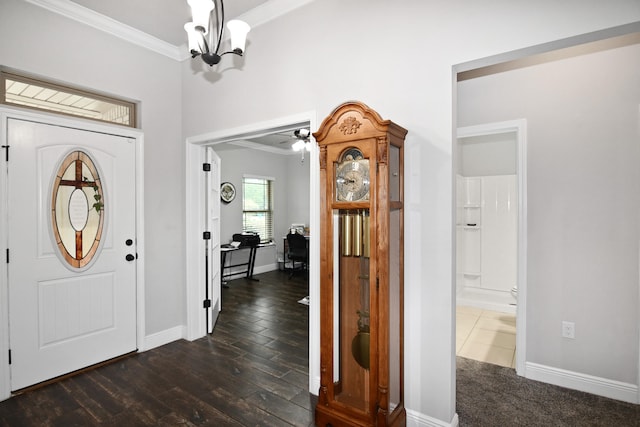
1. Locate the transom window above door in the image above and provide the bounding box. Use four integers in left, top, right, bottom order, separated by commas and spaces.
1, 71, 136, 127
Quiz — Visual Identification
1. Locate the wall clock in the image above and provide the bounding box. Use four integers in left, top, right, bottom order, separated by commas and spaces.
220, 182, 236, 203
314, 101, 407, 427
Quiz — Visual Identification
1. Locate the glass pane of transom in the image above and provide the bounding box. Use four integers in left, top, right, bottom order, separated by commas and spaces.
2, 72, 135, 127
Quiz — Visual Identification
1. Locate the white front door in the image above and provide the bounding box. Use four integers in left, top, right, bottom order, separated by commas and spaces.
7, 118, 137, 390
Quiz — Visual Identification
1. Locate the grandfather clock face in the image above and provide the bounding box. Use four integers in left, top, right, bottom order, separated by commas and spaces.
335, 148, 370, 202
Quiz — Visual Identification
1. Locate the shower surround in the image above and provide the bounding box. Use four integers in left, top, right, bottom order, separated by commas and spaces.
457, 174, 517, 313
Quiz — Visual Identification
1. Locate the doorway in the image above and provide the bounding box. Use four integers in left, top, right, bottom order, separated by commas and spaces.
185, 111, 320, 393
453, 27, 640, 399
454, 120, 527, 372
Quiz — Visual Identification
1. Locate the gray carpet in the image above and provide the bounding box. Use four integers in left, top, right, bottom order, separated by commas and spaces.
456, 357, 639, 426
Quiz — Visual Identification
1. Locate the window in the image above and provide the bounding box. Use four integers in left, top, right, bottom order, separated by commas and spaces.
1, 71, 136, 127
242, 176, 274, 242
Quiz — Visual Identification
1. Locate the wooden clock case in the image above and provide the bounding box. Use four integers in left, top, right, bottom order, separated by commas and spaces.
314, 101, 407, 427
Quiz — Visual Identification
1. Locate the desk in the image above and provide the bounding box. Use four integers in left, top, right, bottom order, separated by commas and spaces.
221, 244, 259, 286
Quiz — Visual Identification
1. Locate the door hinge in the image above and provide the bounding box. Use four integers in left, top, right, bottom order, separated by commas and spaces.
203, 231, 211, 240
1, 145, 9, 162
202, 163, 211, 172
8, 349, 11, 365
203, 299, 212, 308
5, 249, 8, 264
376, 276, 379, 290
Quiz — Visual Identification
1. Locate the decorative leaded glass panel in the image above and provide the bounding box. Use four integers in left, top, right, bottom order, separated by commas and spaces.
51, 150, 105, 269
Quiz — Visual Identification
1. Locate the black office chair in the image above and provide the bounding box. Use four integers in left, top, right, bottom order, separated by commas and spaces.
286, 232, 308, 278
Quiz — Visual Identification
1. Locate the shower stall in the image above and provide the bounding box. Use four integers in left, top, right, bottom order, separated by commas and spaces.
456, 130, 518, 313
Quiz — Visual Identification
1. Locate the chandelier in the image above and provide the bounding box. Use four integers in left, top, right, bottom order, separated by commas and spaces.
184, 0, 251, 66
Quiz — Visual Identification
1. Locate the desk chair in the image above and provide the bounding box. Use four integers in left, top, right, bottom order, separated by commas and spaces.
286, 232, 308, 278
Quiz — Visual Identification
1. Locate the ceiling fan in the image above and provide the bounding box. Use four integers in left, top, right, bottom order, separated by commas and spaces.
276, 128, 309, 142
276, 128, 311, 161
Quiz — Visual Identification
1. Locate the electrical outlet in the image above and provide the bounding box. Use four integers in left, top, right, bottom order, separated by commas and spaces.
562, 321, 575, 339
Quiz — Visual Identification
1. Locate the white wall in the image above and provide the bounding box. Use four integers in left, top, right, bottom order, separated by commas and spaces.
458, 37, 640, 387
460, 133, 517, 176
285, 153, 311, 234
0, 0, 184, 337
181, 0, 640, 422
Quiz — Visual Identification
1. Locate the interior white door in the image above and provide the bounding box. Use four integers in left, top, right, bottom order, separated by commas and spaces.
206, 147, 221, 331
7, 118, 137, 390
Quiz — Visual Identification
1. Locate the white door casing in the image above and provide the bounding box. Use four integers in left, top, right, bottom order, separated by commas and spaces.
6, 118, 138, 391
206, 147, 221, 331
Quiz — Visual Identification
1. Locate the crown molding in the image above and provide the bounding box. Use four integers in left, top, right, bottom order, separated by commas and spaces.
24, 0, 183, 60
24, 0, 316, 62
239, 0, 316, 29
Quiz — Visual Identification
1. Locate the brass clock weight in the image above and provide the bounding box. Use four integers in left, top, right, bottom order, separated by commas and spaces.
314, 101, 407, 426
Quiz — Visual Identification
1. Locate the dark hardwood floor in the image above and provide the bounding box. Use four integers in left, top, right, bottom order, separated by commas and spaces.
0, 270, 313, 426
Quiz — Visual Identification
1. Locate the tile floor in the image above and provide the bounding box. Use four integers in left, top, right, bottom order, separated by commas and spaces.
456, 305, 516, 368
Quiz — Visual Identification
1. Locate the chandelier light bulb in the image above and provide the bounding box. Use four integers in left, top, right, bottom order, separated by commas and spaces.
187, 0, 214, 32
292, 139, 306, 152
184, 22, 200, 53
227, 20, 251, 54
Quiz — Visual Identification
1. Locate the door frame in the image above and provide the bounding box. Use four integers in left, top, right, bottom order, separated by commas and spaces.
0, 106, 145, 401
184, 110, 320, 393
204, 146, 221, 333
456, 119, 527, 374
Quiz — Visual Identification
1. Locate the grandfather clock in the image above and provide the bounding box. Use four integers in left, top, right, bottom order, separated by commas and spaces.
314, 101, 407, 427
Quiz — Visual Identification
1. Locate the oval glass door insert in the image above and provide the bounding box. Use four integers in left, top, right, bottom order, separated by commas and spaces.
51, 150, 105, 269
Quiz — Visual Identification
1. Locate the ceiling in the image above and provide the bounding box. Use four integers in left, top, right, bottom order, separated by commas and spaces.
49, 0, 313, 154
214, 130, 310, 155
69, 0, 268, 47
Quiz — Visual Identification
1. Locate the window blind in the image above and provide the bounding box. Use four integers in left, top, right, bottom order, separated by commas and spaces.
242, 177, 274, 242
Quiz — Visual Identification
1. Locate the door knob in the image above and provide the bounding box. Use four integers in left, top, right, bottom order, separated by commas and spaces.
125, 254, 135, 262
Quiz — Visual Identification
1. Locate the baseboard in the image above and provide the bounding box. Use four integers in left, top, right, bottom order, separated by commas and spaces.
309, 381, 458, 427
406, 408, 459, 427
253, 263, 278, 275
525, 362, 639, 404
301, 404, 456, 426
142, 325, 186, 352
310, 375, 320, 396
143, 264, 279, 349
